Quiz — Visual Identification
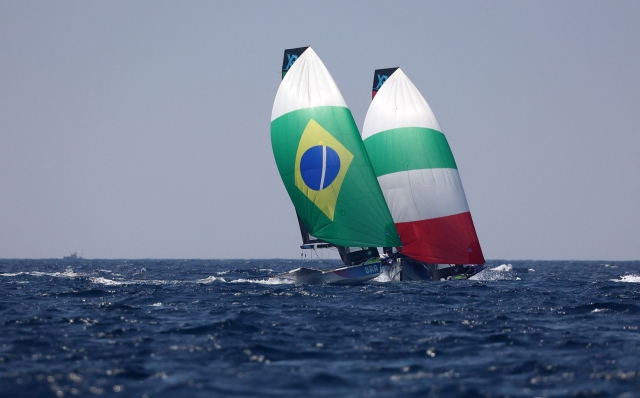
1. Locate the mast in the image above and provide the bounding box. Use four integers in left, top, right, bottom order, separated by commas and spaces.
362, 68, 484, 265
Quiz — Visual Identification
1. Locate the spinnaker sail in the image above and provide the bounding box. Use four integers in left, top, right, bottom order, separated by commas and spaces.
271, 47, 401, 248
362, 68, 484, 264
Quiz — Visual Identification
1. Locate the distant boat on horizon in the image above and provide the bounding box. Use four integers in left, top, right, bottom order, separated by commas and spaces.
63, 251, 83, 260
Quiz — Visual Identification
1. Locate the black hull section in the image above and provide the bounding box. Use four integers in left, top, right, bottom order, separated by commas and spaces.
384, 259, 484, 281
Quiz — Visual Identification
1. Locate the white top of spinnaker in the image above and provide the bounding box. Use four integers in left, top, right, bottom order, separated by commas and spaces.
271, 47, 348, 122
362, 68, 441, 140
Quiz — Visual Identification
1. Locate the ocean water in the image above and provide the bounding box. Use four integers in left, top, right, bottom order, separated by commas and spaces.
1, 259, 639, 398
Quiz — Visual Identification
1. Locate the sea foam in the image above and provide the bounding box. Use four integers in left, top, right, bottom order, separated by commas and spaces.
611, 274, 640, 283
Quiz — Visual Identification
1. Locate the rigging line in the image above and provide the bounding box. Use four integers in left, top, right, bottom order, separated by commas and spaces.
312, 248, 332, 267
388, 248, 404, 260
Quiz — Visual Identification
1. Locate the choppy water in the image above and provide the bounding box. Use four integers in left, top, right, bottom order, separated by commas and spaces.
1, 259, 639, 397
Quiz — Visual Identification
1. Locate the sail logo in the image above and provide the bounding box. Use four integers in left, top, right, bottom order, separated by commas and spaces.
285, 54, 298, 71
374, 74, 388, 90
295, 119, 353, 221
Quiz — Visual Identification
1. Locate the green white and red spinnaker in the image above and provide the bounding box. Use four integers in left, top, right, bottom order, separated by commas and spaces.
362, 68, 484, 264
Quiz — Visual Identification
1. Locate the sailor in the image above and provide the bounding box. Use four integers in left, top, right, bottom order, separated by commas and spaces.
381, 248, 394, 266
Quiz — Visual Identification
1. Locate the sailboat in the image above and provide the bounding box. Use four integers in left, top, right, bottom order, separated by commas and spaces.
364, 68, 485, 281
271, 47, 402, 284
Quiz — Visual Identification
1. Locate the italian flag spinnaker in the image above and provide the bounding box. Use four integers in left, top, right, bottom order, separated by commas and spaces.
362, 68, 484, 264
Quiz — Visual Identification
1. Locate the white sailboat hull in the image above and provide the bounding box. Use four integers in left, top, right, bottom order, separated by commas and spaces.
278, 262, 382, 285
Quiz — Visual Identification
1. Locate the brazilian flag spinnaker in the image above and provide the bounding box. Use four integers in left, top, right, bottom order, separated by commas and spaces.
271, 47, 400, 248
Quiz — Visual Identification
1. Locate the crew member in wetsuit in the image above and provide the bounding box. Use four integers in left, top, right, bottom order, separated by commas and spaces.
381, 248, 394, 266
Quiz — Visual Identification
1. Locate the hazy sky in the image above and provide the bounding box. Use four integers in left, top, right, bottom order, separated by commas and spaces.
1, 1, 638, 260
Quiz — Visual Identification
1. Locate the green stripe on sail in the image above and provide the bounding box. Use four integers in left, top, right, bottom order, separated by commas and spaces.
364, 127, 457, 177
271, 106, 401, 247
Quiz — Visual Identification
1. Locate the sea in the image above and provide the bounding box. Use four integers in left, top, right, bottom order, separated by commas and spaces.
0, 259, 639, 398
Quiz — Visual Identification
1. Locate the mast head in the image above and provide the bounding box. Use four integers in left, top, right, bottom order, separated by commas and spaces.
372, 67, 399, 99
282, 46, 310, 79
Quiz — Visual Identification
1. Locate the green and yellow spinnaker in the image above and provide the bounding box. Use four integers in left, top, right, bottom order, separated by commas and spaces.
271, 47, 400, 248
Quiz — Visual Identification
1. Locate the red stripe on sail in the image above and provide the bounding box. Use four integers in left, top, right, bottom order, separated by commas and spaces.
395, 212, 485, 264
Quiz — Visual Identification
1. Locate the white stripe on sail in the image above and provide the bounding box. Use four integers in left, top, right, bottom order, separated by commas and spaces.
377, 168, 470, 223
271, 47, 348, 121
362, 68, 441, 140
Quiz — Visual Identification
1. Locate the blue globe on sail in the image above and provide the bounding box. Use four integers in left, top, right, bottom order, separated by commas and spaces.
300, 145, 341, 191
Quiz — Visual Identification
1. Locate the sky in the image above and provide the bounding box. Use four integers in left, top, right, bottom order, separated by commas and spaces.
1, 1, 639, 260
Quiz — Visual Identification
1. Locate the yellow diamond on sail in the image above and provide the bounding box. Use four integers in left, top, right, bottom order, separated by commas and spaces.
294, 119, 353, 221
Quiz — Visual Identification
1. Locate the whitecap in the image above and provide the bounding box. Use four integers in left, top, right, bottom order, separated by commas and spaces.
611, 274, 640, 283
0, 268, 84, 278
88, 276, 226, 286
196, 276, 225, 284
89, 277, 132, 286
89, 277, 174, 286
0, 272, 25, 277
492, 264, 513, 272
373, 266, 393, 282
229, 277, 294, 285
373, 273, 392, 283
469, 264, 517, 281
31, 268, 83, 278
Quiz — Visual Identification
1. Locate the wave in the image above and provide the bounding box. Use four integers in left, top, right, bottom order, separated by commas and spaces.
611, 274, 640, 283
1, 267, 229, 286
470, 264, 517, 281
196, 276, 226, 284
214, 270, 232, 275
373, 274, 392, 283
1, 268, 83, 278
88, 277, 132, 286
493, 264, 513, 272
570, 302, 640, 314
373, 266, 393, 282
90, 277, 179, 286
229, 277, 294, 285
